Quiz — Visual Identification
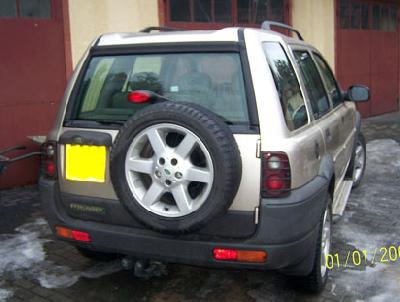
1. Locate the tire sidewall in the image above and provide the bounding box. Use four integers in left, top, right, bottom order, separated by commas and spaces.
312, 196, 332, 291
110, 103, 242, 233
352, 133, 367, 188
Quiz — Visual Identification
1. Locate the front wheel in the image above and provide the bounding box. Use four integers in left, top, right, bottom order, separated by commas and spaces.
351, 133, 367, 188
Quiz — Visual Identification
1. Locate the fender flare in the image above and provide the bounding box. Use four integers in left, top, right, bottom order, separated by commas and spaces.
355, 111, 362, 134
318, 154, 334, 183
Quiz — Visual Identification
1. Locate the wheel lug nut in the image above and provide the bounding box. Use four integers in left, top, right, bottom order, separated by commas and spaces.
159, 158, 165, 165
155, 170, 162, 178
165, 180, 172, 186
175, 172, 182, 179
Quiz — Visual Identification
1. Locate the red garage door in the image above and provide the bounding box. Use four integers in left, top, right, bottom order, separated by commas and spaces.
336, 0, 399, 117
0, 0, 71, 189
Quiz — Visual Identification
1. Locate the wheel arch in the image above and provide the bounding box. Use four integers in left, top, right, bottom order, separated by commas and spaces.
318, 154, 335, 206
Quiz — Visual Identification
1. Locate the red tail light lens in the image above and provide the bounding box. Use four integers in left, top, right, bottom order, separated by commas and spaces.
213, 248, 267, 263
56, 226, 91, 242
213, 248, 238, 261
261, 152, 291, 198
71, 230, 91, 242
265, 175, 285, 190
46, 162, 55, 176
41, 142, 57, 178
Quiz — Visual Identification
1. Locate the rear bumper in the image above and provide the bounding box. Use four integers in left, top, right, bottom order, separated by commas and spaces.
39, 175, 328, 274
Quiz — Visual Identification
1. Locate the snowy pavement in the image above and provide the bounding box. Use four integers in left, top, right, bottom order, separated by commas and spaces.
0, 112, 399, 302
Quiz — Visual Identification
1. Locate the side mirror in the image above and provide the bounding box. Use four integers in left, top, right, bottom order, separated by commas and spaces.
345, 85, 370, 102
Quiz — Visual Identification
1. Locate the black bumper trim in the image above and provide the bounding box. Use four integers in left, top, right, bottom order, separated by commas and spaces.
59, 193, 257, 239
39, 174, 328, 272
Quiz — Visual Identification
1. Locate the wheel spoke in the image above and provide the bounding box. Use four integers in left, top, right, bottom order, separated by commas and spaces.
171, 184, 191, 214
142, 182, 164, 207
354, 146, 364, 171
126, 158, 154, 174
125, 123, 214, 218
185, 166, 212, 183
146, 128, 167, 156
175, 134, 197, 158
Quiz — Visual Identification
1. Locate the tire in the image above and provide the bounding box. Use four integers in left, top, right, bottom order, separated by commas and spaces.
76, 247, 120, 262
348, 133, 367, 188
296, 195, 332, 293
110, 102, 242, 234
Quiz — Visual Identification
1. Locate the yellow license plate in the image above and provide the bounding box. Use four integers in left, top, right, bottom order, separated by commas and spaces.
65, 144, 106, 183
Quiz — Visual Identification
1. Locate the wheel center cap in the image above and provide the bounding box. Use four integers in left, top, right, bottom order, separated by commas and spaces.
164, 169, 171, 176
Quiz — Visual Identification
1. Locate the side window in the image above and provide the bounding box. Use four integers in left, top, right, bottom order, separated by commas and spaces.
263, 42, 308, 131
313, 53, 343, 108
293, 50, 330, 119
80, 58, 114, 112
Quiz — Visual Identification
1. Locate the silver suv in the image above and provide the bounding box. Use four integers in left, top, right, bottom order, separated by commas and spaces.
39, 23, 369, 292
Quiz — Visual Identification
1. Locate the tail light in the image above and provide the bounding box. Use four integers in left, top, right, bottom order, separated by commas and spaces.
41, 141, 57, 179
261, 152, 291, 198
55, 226, 91, 242
213, 248, 267, 263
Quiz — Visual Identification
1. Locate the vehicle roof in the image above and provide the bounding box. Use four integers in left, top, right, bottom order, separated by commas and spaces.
97, 27, 310, 48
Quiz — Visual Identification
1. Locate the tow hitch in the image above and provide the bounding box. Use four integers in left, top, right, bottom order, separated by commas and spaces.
121, 257, 168, 280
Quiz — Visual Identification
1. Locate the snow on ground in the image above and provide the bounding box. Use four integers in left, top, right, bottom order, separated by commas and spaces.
331, 139, 400, 301
37, 260, 123, 289
0, 286, 13, 302
0, 218, 123, 300
0, 219, 49, 274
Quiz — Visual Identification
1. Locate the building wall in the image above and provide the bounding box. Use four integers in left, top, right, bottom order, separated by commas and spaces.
0, 0, 70, 189
291, 0, 335, 70
68, 0, 159, 66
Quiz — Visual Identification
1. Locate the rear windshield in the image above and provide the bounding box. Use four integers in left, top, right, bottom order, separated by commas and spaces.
72, 53, 249, 124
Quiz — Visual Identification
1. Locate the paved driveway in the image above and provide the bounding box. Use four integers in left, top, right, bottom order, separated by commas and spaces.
0, 112, 399, 302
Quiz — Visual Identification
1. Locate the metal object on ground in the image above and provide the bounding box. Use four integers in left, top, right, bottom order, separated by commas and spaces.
0, 145, 42, 175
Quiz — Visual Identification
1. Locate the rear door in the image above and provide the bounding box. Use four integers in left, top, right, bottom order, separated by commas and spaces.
312, 52, 356, 178
59, 48, 261, 212
292, 49, 343, 178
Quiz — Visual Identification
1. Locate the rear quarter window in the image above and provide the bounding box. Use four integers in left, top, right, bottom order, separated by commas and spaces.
263, 42, 308, 131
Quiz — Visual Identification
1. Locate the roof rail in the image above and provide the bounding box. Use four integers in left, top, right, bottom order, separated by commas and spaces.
261, 21, 304, 41
140, 26, 182, 33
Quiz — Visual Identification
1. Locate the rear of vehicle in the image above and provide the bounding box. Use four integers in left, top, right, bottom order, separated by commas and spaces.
39, 28, 342, 292
41, 28, 263, 254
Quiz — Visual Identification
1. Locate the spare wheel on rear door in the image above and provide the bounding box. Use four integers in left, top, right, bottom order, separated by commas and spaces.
110, 102, 242, 234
